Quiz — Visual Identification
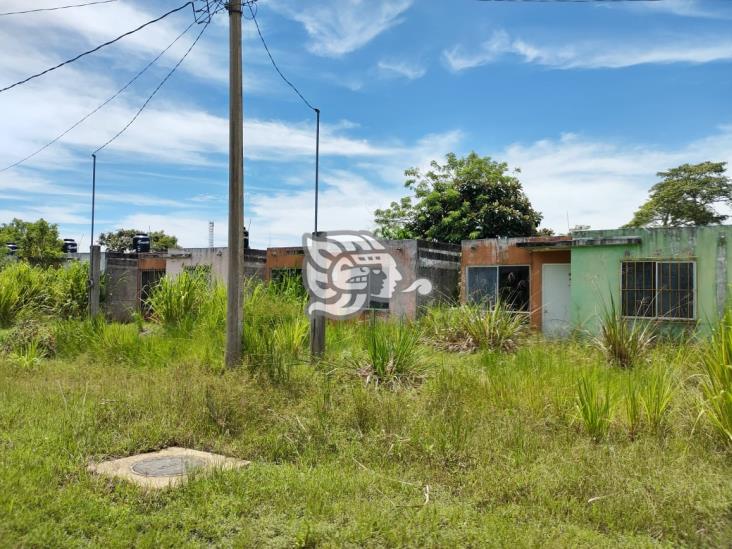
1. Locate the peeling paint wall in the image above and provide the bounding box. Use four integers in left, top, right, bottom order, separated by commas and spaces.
104, 254, 138, 323
461, 238, 571, 330
570, 226, 732, 335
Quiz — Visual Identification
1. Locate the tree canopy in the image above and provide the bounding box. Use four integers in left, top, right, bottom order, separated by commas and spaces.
374, 152, 544, 244
98, 229, 178, 253
0, 218, 63, 265
626, 161, 731, 228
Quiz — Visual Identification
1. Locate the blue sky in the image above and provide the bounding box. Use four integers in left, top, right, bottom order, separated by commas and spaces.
1, 0, 732, 248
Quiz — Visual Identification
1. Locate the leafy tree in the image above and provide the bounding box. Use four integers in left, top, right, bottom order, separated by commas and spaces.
98, 229, 178, 252
626, 161, 731, 228
374, 152, 544, 243
0, 218, 63, 265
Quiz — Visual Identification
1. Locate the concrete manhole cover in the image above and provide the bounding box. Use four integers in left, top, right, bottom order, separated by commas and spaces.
88, 447, 250, 489
131, 456, 207, 477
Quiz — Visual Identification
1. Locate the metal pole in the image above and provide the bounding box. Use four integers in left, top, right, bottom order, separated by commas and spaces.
225, 0, 244, 368
89, 154, 98, 317
310, 109, 325, 359
314, 108, 320, 234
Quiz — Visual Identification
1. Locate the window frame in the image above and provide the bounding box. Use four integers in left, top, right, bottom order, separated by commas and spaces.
620, 260, 696, 321
465, 264, 531, 313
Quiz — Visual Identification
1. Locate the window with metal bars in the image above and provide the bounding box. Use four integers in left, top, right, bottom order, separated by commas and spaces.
621, 261, 695, 319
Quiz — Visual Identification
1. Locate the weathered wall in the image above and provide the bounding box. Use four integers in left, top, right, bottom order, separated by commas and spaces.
415, 240, 461, 313
265, 247, 304, 282
570, 226, 732, 335
105, 254, 138, 323
461, 238, 570, 330
166, 248, 266, 283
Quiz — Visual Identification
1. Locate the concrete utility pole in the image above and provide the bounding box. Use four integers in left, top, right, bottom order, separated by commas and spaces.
226, 0, 244, 367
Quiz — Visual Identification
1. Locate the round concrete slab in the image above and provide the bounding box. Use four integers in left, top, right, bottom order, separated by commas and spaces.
131, 456, 207, 477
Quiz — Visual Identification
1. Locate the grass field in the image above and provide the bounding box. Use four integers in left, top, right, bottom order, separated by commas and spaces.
0, 269, 730, 547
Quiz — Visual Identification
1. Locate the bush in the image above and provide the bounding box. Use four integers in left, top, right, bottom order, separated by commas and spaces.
456, 301, 526, 352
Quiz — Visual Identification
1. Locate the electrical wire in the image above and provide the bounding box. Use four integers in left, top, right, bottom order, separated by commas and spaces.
93, 20, 211, 155
475, 1, 660, 3
1, 20, 200, 173
246, 1, 316, 112
0, 2, 196, 94
0, 0, 118, 17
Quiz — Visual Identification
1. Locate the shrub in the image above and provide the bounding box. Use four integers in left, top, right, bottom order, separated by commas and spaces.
595, 298, 655, 368
700, 312, 732, 445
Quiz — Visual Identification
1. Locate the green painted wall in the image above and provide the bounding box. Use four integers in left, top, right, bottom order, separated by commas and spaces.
570, 226, 732, 335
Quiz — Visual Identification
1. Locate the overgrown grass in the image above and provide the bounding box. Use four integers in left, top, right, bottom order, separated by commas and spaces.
0, 268, 731, 545
701, 311, 732, 445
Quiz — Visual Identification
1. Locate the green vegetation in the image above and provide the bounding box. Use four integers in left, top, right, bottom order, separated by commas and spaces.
0, 218, 64, 265
374, 152, 547, 243
98, 228, 179, 252
626, 161, 731, 228
0, 267, 731, 546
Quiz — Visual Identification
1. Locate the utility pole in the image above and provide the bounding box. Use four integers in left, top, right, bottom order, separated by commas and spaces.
226, 0, 244, 367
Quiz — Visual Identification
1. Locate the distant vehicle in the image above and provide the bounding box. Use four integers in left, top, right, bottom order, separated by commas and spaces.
133, 234, 151, 253
62, 239, 78, 253
6, 242, 17, 255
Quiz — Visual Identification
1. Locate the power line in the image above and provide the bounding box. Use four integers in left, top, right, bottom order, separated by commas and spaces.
0, 2, 196, 94
475, 1, 660, 3
1, 19, 199, 173
93, 20, 211, 155
0, 0, 117, 17
246, 1, 316, 112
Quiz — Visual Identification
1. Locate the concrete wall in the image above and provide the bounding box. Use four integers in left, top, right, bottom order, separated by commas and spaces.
570, 226, 732, 335
66, 252, 107, 272
415, 240, 461, 312
166, 247, 266, 283
461, 237, 571, 330
265, 247, 304, 281
105, 254, 138, 323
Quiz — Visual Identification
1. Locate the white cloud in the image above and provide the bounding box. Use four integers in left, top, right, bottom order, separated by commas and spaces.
444, 30, 732, 71
500, 128, 732, 233
628, 0, 732, 19
377, 59, 426, 80
272, 0, 413, 57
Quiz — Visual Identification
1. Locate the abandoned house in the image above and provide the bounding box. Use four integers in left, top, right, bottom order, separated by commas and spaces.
462, 225, 732, 337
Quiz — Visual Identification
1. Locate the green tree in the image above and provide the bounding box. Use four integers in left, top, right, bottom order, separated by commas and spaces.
98, 229, 178, 252
374, 152, 544, 243
626, 161, 731, 228
0, 218, 63, 265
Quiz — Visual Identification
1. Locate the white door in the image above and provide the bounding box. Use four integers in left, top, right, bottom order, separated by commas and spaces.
542, 263, 571, 338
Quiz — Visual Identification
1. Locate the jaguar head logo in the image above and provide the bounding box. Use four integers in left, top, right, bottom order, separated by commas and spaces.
303, 231, 432, 319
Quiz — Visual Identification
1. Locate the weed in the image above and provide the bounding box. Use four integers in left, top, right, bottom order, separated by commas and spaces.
455, 301, 527, 352
640, 364, 676, 434
576, 376, 614, 440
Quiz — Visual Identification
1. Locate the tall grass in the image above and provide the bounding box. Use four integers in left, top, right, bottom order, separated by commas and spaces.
359, 320, 423, 387
700, 311, 732, 445
421, 301, 526, 352
595, 297, 655, 368
576, 376, 614, 440
147, 269, 211, 330
0, 261, 88, 326
640, 364, 676, 433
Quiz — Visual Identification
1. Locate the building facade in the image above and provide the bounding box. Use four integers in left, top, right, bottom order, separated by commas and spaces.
571, 226, 732, 335
461, 236, 572, 336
